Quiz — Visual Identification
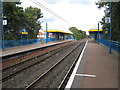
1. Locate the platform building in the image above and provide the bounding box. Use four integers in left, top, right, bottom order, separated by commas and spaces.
88, 29, 103, 40
43, 29, 74, 41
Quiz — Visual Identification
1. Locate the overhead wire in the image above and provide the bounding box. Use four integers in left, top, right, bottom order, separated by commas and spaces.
30, 0, 73, 26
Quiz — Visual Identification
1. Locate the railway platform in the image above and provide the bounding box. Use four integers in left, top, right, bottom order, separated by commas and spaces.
2, 39, 73, 57
66, 39, 118, 89
1, 39, 118, 89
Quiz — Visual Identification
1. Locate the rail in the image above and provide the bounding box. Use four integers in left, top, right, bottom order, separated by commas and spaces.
24, 41, 85, 89
2, 41, 74, 82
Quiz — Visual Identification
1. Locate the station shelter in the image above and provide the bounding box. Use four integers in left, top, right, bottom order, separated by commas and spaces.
88, 29, 103, 40
43, 29, 74, 41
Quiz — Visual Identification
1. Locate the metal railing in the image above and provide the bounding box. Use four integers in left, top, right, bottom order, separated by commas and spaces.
3, 39, 42, 48
97, 38, 120, 54
0, 37, 73, 49
111, 41, 120, 53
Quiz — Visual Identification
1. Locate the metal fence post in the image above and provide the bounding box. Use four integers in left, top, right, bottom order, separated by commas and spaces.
98, 22, 100, 44
1, 1, 5, 51
109, 1, 112, 54
21, 33, 22, 45
27, 34, 28, 44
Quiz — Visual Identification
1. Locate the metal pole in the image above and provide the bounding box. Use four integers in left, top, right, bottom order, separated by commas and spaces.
27, 34, 28, 45
105, 28, 108, 46
1, 1, 5, 51
98, 22, 100, 44
109, 1, 112, 54
46, 23, 48, 43
21, 33, 22, 45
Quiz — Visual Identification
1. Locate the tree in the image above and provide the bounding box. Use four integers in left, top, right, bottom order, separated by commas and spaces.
3, 2, 43, 40
69, 27, 79, 40
4, 2, 24, 40
24, 6, 43, 39
69, 27, 87, 40
96, 1, 120, 41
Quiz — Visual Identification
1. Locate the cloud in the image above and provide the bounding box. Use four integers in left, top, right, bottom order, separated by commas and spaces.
20, 0, 104, 35
68, 0, 93, 4
44, 0, 104, 34
40, 17, 56, 22
43, 0, 64, 4
43, 0, 96, 5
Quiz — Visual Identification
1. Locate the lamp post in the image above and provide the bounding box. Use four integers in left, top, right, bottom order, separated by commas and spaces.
98, 22, 100, 44
104, 0, 112, 54
1, 0, 5, 51
45, 22, 48, 43
109, 1, 112, 54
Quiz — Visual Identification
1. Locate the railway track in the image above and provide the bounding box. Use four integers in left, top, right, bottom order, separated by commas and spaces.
24, 40, 86, 89
58, 40, 87, 89
2, 41, 73, 68
2, 41, 76, 82
2, 41, 72, 63
2, 40, 86, 88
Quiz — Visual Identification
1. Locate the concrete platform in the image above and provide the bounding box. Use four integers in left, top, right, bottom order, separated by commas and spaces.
65, 39, 118, 89
2, 40, 73, 57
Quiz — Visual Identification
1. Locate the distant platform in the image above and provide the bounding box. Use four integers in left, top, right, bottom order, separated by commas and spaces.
2, 40, 74, 57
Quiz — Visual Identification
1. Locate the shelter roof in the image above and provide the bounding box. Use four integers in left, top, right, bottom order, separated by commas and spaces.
88, 29, 103, 32
43, 29, 73, 34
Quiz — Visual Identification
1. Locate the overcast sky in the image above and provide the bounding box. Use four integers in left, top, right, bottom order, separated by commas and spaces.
20, 0, 105, 35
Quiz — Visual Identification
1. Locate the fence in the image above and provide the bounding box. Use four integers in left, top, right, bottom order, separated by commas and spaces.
4, 39, 42, 48
0, 37, 74, 49
96, 38, 120, 54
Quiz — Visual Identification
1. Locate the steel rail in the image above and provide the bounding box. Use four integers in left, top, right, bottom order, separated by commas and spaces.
2, 42, 76, 82
3, 41, 74, 71
2, 40, 73, 61
58, 41, 86, 89
24, 41, 84, 90
2, 41, 73, 70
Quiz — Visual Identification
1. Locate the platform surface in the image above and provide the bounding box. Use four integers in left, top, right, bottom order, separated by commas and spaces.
66, 39, 118, 89
2, 40, 72, 57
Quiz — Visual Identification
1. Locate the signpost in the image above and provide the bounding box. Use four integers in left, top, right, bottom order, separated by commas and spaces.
104, 1, 112, 54
46, 23, 48, 43
109, 1, 112, 54
20, 29, 28, 45
1, 1, 5, 50
22, 32, 28, 34
98, 22, 100, 44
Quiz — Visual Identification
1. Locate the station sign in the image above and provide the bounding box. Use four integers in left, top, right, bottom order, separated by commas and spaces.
105, 17, 110, 23
3, 20, 7, 25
